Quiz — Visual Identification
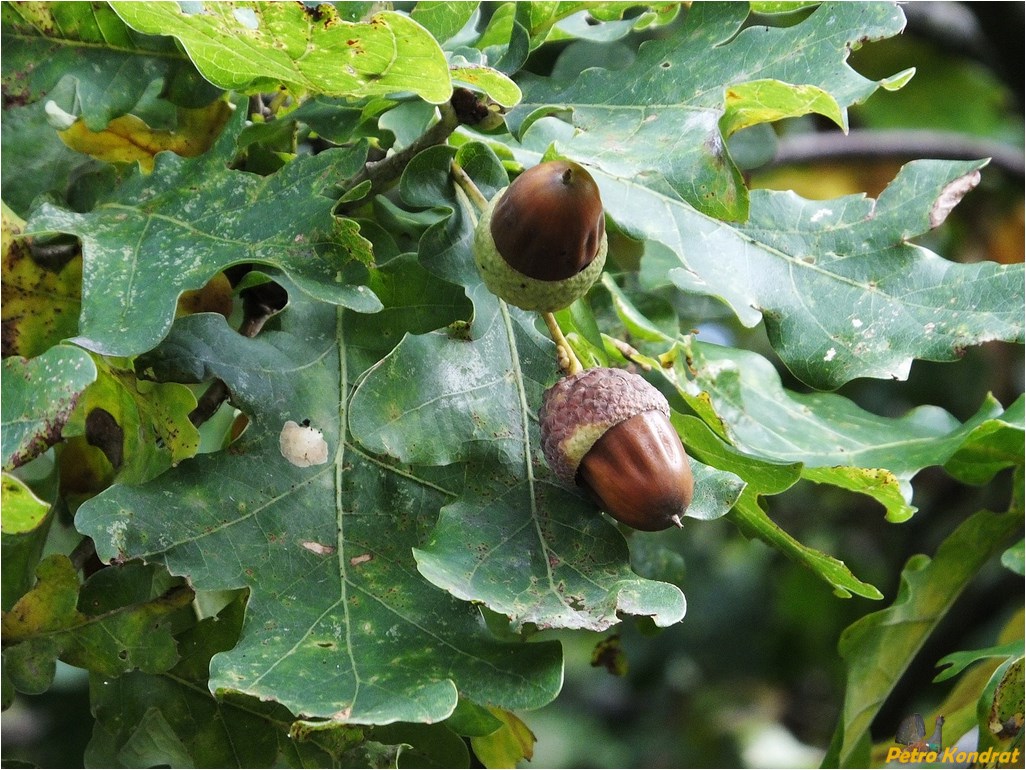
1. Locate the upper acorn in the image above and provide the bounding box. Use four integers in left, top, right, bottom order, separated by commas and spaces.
473, 160, 607, 311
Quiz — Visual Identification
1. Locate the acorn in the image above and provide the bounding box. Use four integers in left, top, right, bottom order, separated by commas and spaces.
473, 160, 607, 312
538, 367, 694, 531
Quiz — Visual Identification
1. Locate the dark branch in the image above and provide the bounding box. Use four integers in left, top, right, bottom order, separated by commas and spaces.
766, 129, 1024, 180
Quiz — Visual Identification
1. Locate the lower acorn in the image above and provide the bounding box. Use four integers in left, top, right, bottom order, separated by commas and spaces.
539, 367, 694, 531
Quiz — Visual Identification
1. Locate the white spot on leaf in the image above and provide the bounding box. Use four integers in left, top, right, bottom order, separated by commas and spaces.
824, 347, 837, 362
930, 170, 981, 228
279, 420, 329, 467
300, 540, 336, 556
233, 7, 259, 29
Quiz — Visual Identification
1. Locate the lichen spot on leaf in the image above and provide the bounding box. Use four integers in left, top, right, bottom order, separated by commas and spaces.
279, 420, 329, 467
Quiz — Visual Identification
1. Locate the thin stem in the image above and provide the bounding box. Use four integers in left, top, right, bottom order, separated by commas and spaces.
450, 159, 490, 213
542, 312, 583, 376
450, 159, 584, 378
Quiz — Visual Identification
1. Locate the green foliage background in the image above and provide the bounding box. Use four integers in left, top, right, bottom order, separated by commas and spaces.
1, 2, 1023, 768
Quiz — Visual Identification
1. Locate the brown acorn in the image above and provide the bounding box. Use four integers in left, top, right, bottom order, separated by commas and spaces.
538, 367, 694, 531
473, 160, 607, 312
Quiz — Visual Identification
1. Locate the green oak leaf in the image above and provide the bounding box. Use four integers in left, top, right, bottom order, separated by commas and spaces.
673, 339, 1018, 522
824, 507, 1023, 768
596, 155, 1023, 390
26, 101, 382, 358
1, 1, 193, 130
411, 2, 479, 45
362, 141, 721, 629
1, 343, 97, 469
450, 64, 522, 108
944, 395, 1025, 484
111, 2, 453, 104
369, 722, 469, 769
602, 279, 1018, 523
1, 556, 191, 695
85, 592, 356, 768
673, 414, 881, 599
508, 2, 908, 221
75, 285, 563, 724
350, 298, 693, 631
934, 641, 1024, 683
1, 86, 105, 218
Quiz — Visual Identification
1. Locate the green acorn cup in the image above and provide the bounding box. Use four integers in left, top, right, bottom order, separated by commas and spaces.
473, 160, 607, 312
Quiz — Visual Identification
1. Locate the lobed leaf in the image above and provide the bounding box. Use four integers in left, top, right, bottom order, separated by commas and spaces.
26, 101, 381, 358
62, 355, 200, 486
0, 1, 189, 130
76, 287, 563, 725
359, 141, 698, 629
944, 395, 1025, 484
509, 2, 908, 220
85, 593, 353, 768
1, 556, 191, 694
604, 278, 1017, 523
111, 2, 453, 104
672, 339, 1019, 522
411, 2, 480, 46
604, 157, 1025, 390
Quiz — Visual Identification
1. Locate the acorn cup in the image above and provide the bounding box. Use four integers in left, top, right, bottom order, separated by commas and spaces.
539, 367, 694, 531
473, 160, 607, 312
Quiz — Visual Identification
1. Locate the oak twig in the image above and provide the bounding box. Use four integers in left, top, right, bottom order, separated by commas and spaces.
337, 102, 461, 214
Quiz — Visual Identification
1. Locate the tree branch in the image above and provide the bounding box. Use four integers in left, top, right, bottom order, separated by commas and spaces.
336, 101, 462, 214
766, 129, 1024, 180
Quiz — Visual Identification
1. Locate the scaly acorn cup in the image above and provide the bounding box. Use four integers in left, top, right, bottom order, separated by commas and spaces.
473, 160, 607, 312
539, 367, 694, 531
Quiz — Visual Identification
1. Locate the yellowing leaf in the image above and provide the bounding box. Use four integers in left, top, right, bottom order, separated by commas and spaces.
64, 356, 200, 485
1, 202, 82, 358
58, 100, 232, 172
722, 79, 845, 136
176, 272, 233, 319
469, 708, 536, 769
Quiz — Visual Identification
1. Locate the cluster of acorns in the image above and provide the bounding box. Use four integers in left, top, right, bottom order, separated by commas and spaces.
472, 160, 694, 531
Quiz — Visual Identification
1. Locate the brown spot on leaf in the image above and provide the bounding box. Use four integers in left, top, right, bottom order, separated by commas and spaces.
85, 408, 124, 468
